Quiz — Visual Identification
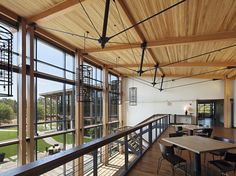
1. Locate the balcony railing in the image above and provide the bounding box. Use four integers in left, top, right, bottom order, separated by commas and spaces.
1, 114, 169, 176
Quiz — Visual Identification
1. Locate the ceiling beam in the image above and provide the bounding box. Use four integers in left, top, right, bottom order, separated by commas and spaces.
226, 69, 236, 79
116, 0, 164, 75
85, 31, 236, 53
35, 27, 77, 53
0, 5, 19, 22
28, 0, 86, 22
124, 73, 225, 79
107, 61, 236, 68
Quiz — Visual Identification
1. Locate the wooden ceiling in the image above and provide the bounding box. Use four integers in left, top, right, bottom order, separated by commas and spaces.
0, 0, 236, 79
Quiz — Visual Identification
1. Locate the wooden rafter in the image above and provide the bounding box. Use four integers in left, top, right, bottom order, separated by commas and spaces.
85, 31, 236, 53
226, 69, 236, 78
29, 0, 86, 22
124, 73, 225, 79
116, 0, 164, 75
107, 61, 236, 68
0, 5, 19, 22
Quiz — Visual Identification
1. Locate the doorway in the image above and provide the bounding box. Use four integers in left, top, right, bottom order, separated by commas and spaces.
197, 99, 224, 127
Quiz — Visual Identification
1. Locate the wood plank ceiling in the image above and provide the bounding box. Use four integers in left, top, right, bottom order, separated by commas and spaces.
1, 0, 236, 79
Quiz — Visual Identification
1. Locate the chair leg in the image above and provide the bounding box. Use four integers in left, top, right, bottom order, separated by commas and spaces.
157, 157, 163, 175
171, 165, 175, 176
184, 163, 187, 176
203, 153, 206, 163
206, 161, 208, 176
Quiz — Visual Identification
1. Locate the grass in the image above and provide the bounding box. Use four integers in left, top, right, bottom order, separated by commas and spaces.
52, 134, 72, 144
0, 131, 17, 141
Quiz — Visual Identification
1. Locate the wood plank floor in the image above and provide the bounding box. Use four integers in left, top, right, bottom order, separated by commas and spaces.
128, 126, 236, 176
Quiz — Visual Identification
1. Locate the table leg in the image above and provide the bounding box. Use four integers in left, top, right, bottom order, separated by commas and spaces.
189, 130, 193, 136
194, 153, 201, 175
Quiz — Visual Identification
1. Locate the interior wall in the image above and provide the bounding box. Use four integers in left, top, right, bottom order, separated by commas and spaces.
124, 77, 224, 126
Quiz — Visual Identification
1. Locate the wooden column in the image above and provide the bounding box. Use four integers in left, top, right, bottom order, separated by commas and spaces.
74, 51, 83, 175
102, 67, 109, 165
56, 97, 58, 130
119, 77, 125, 128
18, 19, 27, 166
50, 96, 52, 129
26, 26, 35, 163
44, 97, 47, 129
224, 77, 232, 128
119, 77, 125, 154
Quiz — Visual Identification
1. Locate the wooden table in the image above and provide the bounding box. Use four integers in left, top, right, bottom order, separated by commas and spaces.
174, 124, 211, 135
162, 136, 236, 175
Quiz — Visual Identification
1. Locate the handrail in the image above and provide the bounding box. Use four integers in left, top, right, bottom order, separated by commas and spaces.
1, 114, 168, 176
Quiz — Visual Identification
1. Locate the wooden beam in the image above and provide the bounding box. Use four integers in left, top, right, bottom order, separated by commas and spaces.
227, 69, 236, 79
26, 26, 35, 163
224, 77, 232, 128
84, 31, 236, 53
35, 27, 77, 54
102, 66, 109, 165
124, 73, 225, 79
18, 19, 27, 166
0, 5, 19, 22
116, 0, 164, 75
74, 51, 84, 175
28, 0, 85, 22
107, 62, 236, 68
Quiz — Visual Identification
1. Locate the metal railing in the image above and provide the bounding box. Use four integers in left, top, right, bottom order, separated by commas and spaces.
1, 114, 169, 176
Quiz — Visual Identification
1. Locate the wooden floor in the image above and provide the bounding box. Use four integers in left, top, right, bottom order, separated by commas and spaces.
128, 126, 236, 176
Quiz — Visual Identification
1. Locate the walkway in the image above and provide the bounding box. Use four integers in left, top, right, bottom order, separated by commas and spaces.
128, 126, 236, 176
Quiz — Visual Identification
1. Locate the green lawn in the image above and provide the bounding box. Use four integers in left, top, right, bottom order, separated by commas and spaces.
0, 131, 17, 141
52, 134, 93, 144
52, 134, 72, 144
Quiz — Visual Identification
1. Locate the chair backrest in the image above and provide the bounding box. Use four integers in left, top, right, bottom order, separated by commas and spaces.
202, 128, 213, 137
224, 152, 236, 162
175, 126, 183, 132
213, 136, 234, 144
169, 132, 183, 138
159, 143, 174, 158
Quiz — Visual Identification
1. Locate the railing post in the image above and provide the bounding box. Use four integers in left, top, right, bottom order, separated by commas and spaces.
139, 128, 143, 155
93, 149, 98, 176
155, 120, 158, 139
159, 119, 161, 135
125, 135, 129, 170
168, 114, 170, 125
148, 123, 152, 145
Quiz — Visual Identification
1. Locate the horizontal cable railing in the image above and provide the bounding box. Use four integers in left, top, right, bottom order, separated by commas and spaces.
1, 114, 169, 176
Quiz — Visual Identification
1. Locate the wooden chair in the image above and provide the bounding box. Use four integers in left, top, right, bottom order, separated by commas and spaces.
169, 132, 191, 163
195, 128, 213, 138
157, 143, 187, 176
210, 136, 234, 160
207, 152, 236, 176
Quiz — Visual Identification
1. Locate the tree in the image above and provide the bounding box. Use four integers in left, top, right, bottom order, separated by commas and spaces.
37, 103, 44, 120
0, 103, 14, 125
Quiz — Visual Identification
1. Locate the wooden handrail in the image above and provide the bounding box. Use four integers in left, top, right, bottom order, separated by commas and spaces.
1, 114, 168, 176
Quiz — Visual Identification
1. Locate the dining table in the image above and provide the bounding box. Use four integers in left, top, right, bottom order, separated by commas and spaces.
174, 124, 211, 135
162, 135, 236, 175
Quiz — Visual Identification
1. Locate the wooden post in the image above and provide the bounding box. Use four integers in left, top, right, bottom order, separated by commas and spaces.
56, 96, 58, 130
119, 77, 125, 154
74, 51, 84, 175
26, 26, 35, 163
18, 19, 27, 165
224, 77, 232, 128
44, 96, 47, 129
50, 96, 52, 129
102, 67, 109, 165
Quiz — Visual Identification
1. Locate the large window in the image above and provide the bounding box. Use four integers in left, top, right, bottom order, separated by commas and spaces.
108, 73, 119, 134
35, 39, 75, 162
83, 62, 103, 143
0, 21, 19, 172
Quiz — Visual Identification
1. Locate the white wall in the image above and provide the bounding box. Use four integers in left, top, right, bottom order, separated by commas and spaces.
124, 77, 224, 126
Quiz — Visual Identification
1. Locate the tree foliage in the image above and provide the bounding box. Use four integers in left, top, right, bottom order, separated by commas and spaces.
0, 103, 14, 124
